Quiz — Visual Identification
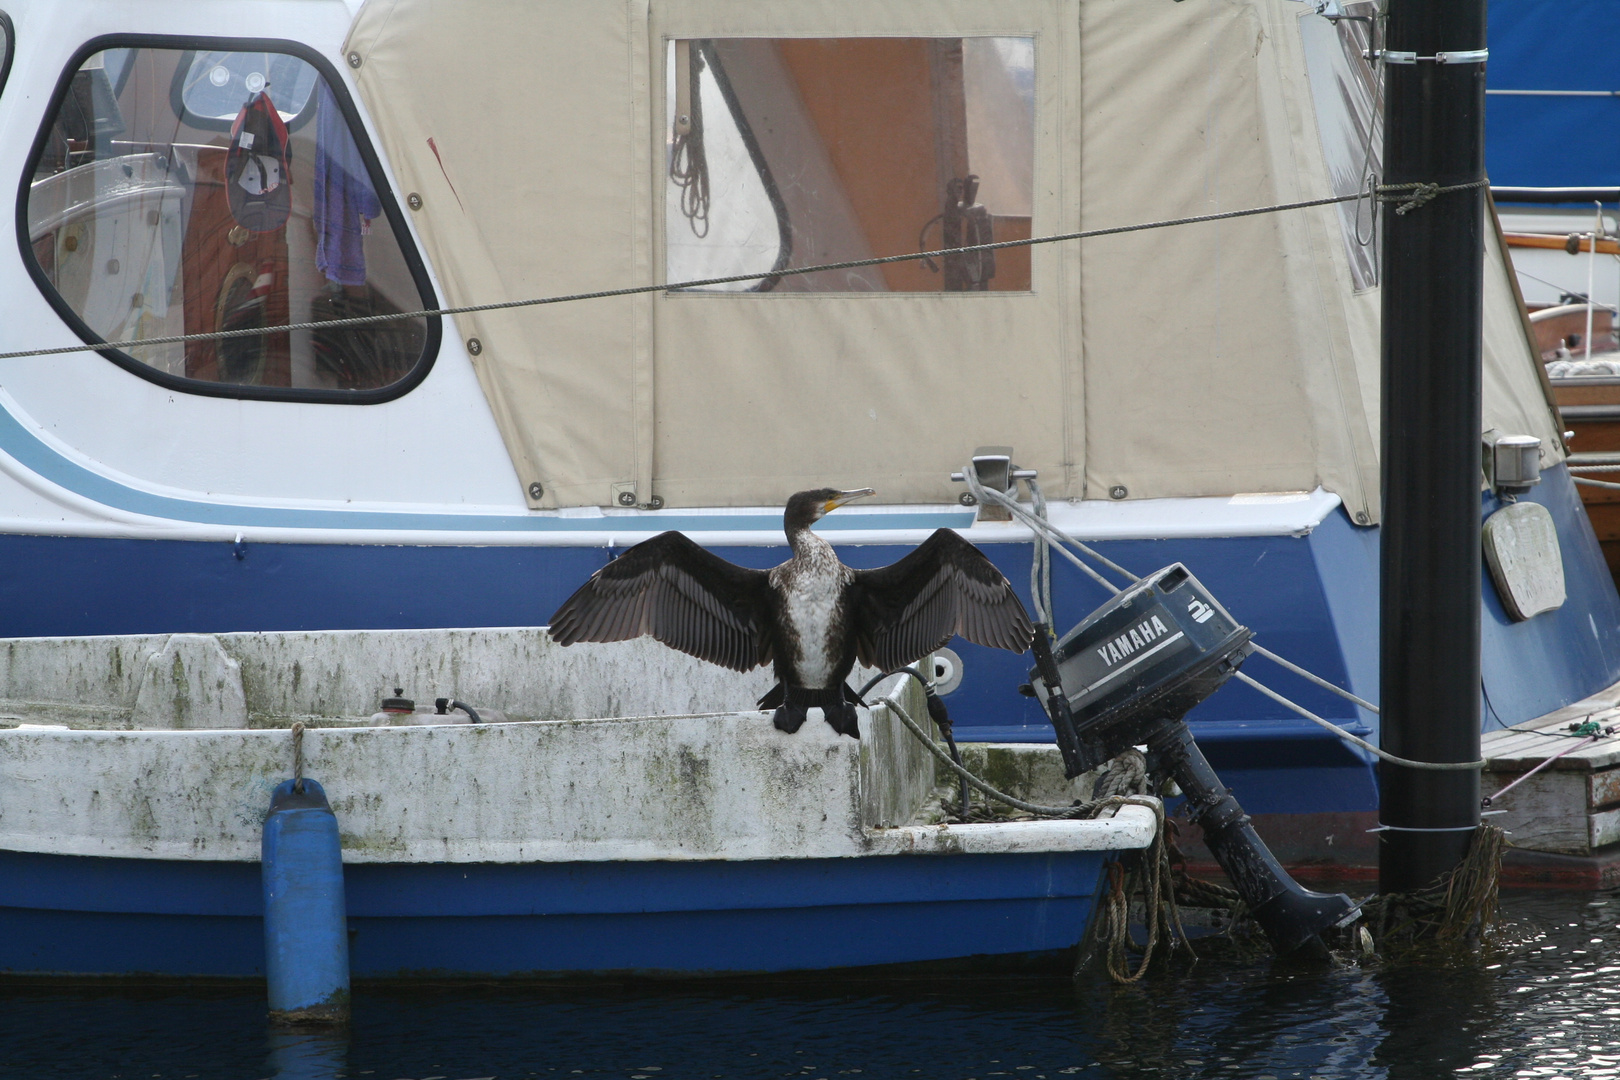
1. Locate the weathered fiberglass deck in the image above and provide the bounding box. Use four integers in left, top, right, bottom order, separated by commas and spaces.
0, 630, 1154, 978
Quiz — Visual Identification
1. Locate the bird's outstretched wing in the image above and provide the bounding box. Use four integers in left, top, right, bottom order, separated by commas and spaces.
849, 529, 1033, 674
548, 531, 773, 672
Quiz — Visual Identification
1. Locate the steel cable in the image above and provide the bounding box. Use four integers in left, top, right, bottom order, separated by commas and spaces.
957, 466, 1489, 771
0, 182, 1485, 363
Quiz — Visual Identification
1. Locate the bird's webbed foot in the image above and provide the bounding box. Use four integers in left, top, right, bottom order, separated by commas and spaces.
770, 685, 859, 738
772, 705, 809, 733
825, 701, 861, 740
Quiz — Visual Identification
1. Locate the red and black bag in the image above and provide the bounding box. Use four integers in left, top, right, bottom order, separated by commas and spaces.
226, 91, 292, 232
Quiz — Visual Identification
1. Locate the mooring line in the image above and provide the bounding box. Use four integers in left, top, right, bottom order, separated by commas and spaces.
956, 465, 1495, 771
0, 181, 1485, 362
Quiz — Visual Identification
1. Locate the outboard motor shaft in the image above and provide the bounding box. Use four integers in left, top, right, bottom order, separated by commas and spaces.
1030, 564, 1359, 956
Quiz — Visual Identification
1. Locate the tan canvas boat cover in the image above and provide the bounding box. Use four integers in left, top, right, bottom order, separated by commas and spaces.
346, 0, 1563, 518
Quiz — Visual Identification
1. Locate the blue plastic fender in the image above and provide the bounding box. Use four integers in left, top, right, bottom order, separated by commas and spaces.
262, 778, 350, 1023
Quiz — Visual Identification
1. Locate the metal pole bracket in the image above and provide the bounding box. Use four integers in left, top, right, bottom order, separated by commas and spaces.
1381, 49, 1489, 64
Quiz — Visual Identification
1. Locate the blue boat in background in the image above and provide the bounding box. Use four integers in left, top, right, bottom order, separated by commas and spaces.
1485, 0, 1620, 708
1487, 0, 1620, 192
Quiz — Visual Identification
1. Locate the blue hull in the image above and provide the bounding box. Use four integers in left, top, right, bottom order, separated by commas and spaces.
0, 849, 1110, 978
0, 467, 1615, 823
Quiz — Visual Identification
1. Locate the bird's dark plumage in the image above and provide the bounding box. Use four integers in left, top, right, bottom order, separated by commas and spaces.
547, 530, 773, 673
547, 488, 1034, 737
851, 527, 1035, 673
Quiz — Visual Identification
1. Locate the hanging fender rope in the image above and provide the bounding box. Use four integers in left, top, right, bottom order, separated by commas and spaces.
290, 720, 306, 793
0, 181, 1487, 363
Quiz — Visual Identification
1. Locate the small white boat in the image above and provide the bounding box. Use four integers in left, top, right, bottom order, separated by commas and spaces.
0, 629, 1152, 977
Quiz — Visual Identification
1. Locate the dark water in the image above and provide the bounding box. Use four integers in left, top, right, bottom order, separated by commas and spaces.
4, 888, 1619, 1080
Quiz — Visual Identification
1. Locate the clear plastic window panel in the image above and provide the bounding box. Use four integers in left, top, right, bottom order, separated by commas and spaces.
0, 15, 12, 98
26, 47, 426, 392
179, 51, 321, 128
665, 38, 1034, 293
1300, 5, 1382, 292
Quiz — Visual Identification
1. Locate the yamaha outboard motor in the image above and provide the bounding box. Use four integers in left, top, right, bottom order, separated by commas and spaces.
1030, 563, 1359, 956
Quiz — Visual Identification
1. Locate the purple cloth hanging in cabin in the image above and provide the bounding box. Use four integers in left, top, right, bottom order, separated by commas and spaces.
313, 82, 381, 286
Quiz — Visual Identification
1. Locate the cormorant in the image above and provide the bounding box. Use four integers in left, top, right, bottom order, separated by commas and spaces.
547, 488, 1033, 737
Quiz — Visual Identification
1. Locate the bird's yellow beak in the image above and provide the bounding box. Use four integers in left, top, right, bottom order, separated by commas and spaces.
825, 488, 877, 513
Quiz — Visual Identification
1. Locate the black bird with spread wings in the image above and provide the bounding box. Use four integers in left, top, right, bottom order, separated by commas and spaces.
548, 488, 1033, 737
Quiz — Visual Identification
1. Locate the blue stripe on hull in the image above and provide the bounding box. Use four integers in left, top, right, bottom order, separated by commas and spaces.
0, 524, 1362, 734
0, 465, 1614, 821
356, 899, 1086, 978
0, 907, 257, 979
0, 850, 1109, 978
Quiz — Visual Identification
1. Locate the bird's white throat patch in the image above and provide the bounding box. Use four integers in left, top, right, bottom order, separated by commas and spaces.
772, 538, 848, 688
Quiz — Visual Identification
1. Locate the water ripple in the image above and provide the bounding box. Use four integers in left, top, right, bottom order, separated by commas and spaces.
2, 889, 1619, 1080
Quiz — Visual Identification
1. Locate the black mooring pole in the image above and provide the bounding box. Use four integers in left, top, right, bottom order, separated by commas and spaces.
1378, 0, 1487, 894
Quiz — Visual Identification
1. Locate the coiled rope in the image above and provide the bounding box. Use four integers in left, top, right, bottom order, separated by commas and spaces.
1086, 747, 1188, 982
0, 181, 1486, 363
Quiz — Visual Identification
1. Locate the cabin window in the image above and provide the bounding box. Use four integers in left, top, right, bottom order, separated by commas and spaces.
1300, 4, 1382, 291
0, 12, 14, 99
665, 37, 1035, 293
24, 43, 435, 399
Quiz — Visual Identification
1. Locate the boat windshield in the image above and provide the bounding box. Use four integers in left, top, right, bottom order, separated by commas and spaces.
0, 12, 13, 100
24, 45, 431, 397
177, 51, 321, 129
665, 37, 1035, 293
